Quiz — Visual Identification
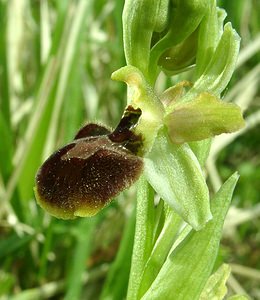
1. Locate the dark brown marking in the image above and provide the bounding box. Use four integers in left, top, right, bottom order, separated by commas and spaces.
108, 106, 143, 155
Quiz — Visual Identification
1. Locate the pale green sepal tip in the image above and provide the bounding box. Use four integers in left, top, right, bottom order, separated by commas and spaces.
164, 92, 245, 144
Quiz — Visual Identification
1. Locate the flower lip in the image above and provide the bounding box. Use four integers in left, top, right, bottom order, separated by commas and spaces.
34, 106, 144, 219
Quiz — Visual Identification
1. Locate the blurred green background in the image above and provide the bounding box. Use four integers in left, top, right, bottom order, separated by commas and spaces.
0, 0, 259, 299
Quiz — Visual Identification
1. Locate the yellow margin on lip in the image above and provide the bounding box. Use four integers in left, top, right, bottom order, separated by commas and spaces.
34, 186, 104, 220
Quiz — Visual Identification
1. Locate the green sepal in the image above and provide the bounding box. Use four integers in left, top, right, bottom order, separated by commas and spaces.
164, 92, 245, 144
193, 22, 240, 96
195, 0, 223, 78
144, 127, 211, 230
141, 172, 239, 300
199, 264, 231, 300
189, 139, 212, 167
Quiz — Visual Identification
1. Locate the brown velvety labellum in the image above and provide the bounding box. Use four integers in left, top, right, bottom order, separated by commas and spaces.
35, 108, 143, 219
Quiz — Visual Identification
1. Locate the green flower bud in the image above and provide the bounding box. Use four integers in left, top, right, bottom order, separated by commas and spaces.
149, 0, 209, 79
158, 28, 199, 74
195, 0, 222, 77
123, 0, 170, 80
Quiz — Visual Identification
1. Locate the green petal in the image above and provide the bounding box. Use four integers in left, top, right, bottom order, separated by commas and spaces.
165, 92, 245, 144
144, 127, 211, 230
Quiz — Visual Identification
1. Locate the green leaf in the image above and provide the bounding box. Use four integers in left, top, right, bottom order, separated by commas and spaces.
0, 111, 13, 182
0, 271, 15, 296
137, 207, 182, 298
0, 1, 11, 128
164, 92, 245, 144
141, 172, 239, 300
0, 233, 33, 260
64, 219, 96, 300
227, 296, 249, 300
9, 281, 64, 300
126, 176, 155, 300
144, 127, 211, 230
199, 264, 231, 300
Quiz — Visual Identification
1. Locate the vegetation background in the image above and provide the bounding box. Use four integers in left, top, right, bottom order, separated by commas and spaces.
0, 0, 259, 299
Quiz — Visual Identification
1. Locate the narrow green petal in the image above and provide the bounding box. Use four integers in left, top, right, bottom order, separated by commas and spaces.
160, 81, 192, 107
